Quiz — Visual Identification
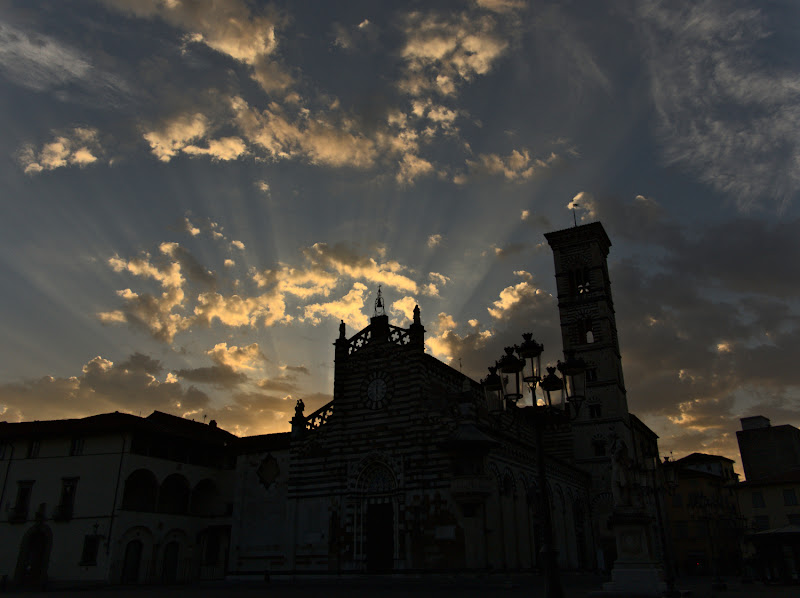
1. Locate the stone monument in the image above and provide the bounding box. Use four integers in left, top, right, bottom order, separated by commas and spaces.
599, 437, 667, 597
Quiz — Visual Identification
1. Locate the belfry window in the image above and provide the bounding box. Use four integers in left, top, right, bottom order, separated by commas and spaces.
569, 267, 591, 297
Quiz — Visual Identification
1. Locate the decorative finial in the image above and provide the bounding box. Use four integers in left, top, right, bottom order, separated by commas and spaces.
374, 285, 385, 316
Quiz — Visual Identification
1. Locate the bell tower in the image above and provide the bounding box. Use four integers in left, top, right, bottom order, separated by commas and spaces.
545, 222, 628, 420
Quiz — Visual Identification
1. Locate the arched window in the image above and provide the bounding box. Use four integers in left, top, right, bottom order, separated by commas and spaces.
357, 464, 396, 494
121, 470, 157, 512
157, 474, 190, 514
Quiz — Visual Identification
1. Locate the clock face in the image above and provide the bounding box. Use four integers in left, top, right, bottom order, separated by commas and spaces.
363, 371, 392, 409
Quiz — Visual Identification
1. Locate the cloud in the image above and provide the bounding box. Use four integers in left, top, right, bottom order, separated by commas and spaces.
101, 0, 279, 65
426, 314, 494, 364
193, 290, 290, 328
182, 136, 248, 161
492, 242, 529, 259
250, 57, 294, 94
396, 153, 434, 185
475, 0, 526, 13
159, 242, 216, 286
19, 127, 103, 174
391, 296, 418, 324
666, 218, 800, 299
98, 246, 190, 342
174, 364, 247, 388
427, 234, 443, 248
567, 191, 596, 220
637, 1, 800, 210
100, 235, 427, 343
142, 112, 208, 162
231, 96, 377, 169
464, 149, 560, 181
488, 273, 554, 320
0, 22, 130, 102
398, 10, 512, 98
280, 364, 311, 377
207, 342, 266, 372
332, 18, 377, 51
183, 217, 201, 236
257, 376, 299, 393
0, 353, 209, 422
202, 390, 334, 437
303, 242, 418, 293
256, 180, 271, 195
429, 272, 450, 286
303, 283, 370, 329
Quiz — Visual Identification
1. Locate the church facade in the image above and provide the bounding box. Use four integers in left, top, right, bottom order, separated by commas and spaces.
230, 304, 593, 574
230, 222, 662, 575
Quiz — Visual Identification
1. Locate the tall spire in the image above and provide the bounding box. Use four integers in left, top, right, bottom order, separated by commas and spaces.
374, 285, 385, 317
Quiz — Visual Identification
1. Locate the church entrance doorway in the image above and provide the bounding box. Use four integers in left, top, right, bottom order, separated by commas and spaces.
366, 502, 393, 572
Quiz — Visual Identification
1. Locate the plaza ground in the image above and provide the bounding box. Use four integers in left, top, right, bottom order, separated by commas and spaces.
9, 574, 800, 598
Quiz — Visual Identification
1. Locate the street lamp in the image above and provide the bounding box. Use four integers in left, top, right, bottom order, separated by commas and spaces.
481, 334, 587, 598
498, 346, 525, 405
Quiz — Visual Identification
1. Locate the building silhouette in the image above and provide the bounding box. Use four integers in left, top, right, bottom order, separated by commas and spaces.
0, 411, 235, 586
736, 416, 800, 582
0, 221, 668, 585
662, 453, 742, 577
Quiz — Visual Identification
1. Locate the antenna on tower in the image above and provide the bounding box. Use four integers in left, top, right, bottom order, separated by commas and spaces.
374, 285, 385, 316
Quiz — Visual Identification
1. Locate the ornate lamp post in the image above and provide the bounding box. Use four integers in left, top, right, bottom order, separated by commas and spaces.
482, 334, 586, 598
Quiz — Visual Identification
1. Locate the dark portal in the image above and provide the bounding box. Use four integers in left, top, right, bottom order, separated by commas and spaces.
366, 503, 393, 572
162, 541, 179, 583
15, 527, 50, 584
121, 539, 143, 584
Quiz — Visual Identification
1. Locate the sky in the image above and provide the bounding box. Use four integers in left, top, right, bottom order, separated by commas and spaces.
2, 0, 800, 475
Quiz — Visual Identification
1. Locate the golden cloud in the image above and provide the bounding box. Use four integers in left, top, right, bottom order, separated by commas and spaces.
143, 112, 208, 162
207, 342, 267, 372
303, 283, 370, 329
19, 127, 102, 174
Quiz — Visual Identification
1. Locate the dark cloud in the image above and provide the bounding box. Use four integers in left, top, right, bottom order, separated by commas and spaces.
580, 194, 682, 246
0, 353, 210, 422
163, 243, 217, 287
174, 364, 247, 388
282, 364, 310, 376
667, 218, 800, 299
492, 242, 529, 259
257, 376, 299, 393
